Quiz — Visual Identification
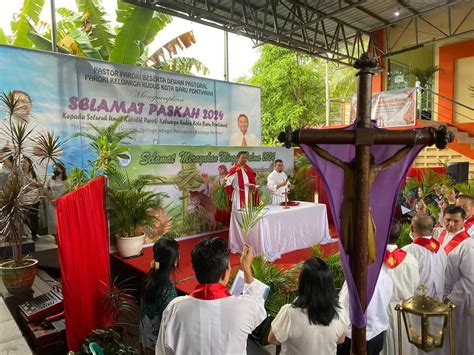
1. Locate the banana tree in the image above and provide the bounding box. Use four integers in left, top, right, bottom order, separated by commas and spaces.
2, 0, 208, 75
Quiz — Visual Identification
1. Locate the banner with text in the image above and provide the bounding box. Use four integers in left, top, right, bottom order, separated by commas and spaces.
119, 145, 294, 240
0, 45, 261, 168
350, 88, 417, 127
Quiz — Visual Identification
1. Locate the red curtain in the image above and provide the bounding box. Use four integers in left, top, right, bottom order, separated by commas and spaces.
406, 166, 447, 182
56, 177, 111, 351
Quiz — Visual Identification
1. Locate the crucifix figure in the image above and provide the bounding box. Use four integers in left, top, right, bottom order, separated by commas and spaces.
278, 53, 454, 355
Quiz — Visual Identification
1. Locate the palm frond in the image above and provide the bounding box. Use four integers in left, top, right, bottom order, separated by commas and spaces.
237, 198, 267, 236
211, 185, 230, 211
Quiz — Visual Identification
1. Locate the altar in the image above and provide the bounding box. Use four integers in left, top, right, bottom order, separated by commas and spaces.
229, 201, 333, 261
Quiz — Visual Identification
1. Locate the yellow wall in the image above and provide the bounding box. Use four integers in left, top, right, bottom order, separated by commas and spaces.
415, 145, 474, 179
453, 56, 474, 123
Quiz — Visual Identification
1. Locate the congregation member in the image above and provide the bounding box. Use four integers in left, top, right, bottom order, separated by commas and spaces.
45, 163, 69, 236
21, 156, 42, 241
268, 257, 347, 354
403, 213, 446, 300
225, 151, 259, 210
455, 194, 474, 238
156, 238, 266, 355
266, 159, 290, 205
338, 268, 393, 355
382, 222, 420, 355
139, 238, 179, 354
438, 205, 474, 355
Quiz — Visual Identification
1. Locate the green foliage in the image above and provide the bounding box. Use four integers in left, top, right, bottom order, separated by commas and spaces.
237, 198, 267, 236
157, 57, 210, 76
420, 169, 453, 199
409, 65, 440, 88
79, 327, 138, 355
454, 181, 474, 197
288, 165, 315, 202
243, 45, 326, 145
211, 185, 230, 211
397, 223, 412, 249
108, 173, 163, 238
10, 0, 45, 48
309, 245, 345, 290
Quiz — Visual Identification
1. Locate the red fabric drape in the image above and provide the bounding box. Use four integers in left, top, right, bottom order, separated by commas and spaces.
56, 177, 111, 351
406, 167, 447, 181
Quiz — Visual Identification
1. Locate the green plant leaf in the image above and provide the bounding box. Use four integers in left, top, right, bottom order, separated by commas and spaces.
236, 198, 267, 236
109, 5, 153, 64
155, 56, 209, 75
0, 28, 8, 44
10, 0, 46, 48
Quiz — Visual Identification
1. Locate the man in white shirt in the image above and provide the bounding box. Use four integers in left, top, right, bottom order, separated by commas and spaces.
382, 221, 420, 355
403, 213, 446, 300
437, 205, 474, 355
156, 238, 267, 355
338, 268, 394, 355
456, 195, 474, 238
229, 114, 260, 146
266, 159, 290, 205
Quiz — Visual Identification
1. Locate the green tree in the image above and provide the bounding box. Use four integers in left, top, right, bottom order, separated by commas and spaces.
2, 0, 208, 75
241, 45, 326, 145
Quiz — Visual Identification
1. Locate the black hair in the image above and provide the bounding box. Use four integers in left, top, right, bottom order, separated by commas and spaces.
191, 237, 229, 284
445, 204, 466, 220
412, 213, 434, 235
293, 257, 340, 326
21, 156, 37, 180
274, 159, 283, 164
141, 237, 179, 304
237, 113, 248, 122
53, 162, 68, 181
389, 221, 401, 244
237, 151, 249, 159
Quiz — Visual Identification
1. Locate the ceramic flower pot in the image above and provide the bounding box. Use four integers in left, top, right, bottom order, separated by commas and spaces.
116, 234, 145, 258
0, 258, 38, 294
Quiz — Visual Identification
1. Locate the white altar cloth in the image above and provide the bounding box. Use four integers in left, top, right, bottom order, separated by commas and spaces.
229, 202, 333, 261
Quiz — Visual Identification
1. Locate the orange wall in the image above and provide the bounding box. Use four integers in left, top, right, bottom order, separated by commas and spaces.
371, 29, 384, 93
438, 39, 474, 123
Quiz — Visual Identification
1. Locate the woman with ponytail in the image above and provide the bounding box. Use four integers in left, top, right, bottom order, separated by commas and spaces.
140, 237, 179, 354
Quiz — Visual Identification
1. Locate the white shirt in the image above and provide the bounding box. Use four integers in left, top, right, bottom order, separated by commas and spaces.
229, 131, 260, 146
382, 245, 420, 355
439, 229, 474, 355
271, 304, 348, 354
402, 236, 446, 300
339, 268, 393, 341
225, 168, 250, 211
156, 281, 267, 355
266, 170, 289, 205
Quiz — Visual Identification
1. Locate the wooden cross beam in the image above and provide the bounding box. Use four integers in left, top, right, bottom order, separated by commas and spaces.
278, 53, 454, 355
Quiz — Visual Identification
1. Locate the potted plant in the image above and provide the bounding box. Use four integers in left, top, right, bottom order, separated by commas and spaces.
108, 173, 163, 258
0, 91, 63, 294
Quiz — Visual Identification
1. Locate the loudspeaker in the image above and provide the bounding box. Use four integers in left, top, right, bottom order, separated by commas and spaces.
447, 162, 469, 183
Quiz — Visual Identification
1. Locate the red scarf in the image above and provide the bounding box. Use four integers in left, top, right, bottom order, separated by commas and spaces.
225, 163, 259, 208
384, 248, 407, 269
464, 215, 474, 231
413, 237, 440, 253
439, 230, 470, 255
190, 283, 231, 300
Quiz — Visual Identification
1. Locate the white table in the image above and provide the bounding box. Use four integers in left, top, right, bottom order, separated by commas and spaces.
229, 202, 333, 261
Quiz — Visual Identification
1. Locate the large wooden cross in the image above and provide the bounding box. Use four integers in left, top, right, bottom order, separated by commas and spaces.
278, 53, 454, 355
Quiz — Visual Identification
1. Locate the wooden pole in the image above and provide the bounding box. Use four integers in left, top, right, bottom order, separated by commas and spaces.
351, 53, 378, 355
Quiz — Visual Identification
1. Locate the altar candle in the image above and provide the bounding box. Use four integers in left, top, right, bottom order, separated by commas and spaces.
314, 192, 319, 204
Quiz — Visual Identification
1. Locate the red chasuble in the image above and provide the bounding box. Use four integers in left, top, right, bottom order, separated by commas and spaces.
438, 230, 470, 255
190, 283, 231, 300
383, 248, 407, 269
464, 215, 474, 231
412, 237, 440, 253
225, 163, 260, 208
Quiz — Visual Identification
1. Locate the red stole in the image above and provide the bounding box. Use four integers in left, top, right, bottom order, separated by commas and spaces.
464, 215, 474, 231
190, 283, 231, 300
225, 163, 259, 208
384, 248, 407, 269
412, 237, 440, 253
438, 230, 470, 255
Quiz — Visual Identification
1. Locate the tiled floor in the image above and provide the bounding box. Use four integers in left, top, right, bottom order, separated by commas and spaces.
0, 297, 32, 354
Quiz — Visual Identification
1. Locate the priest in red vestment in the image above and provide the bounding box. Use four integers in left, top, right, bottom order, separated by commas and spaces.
225, 151, 260, 210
